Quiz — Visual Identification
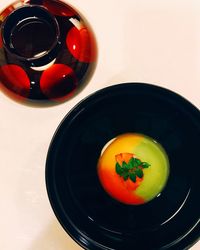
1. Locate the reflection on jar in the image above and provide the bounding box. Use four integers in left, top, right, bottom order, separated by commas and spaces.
0, 0, 97, 106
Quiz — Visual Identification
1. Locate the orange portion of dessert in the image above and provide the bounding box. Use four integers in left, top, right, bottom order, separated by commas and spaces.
98, 152, 144, 205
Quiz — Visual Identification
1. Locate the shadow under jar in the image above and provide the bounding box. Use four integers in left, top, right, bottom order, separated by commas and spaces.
0, 0, 97, 105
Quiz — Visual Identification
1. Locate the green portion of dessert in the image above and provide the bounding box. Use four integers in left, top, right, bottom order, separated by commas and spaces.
133, 135, 169, 202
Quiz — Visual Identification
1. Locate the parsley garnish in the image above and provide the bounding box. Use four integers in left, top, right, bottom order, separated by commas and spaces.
115, 156, 150, 182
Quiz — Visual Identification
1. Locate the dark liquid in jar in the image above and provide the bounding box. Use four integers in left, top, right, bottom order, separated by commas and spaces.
10, 17, 56, 58
0, 1, 97, 105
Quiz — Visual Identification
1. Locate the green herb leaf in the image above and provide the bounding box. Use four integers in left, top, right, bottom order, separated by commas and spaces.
115, 154, 150, 182
127, 158, 134, 169
135, 158, 142, 166
131, 157, 142, 167
122, 161, 128, 170
127, 158, 133, 170
129, 173, 136, 182
135, 168, 143, 178
132, 158, 138, 167
127, 157, 142, 169
116, 162, 123, 175
122, 172, 129, 180
141, 162, 151, 168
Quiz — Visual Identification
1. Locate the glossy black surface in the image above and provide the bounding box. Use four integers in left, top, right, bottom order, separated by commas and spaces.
0, 0, 97, 104
46, 83, 200, 250
2, 5, 59, 62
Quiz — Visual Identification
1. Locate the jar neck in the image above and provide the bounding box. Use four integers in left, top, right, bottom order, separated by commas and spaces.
1, 5, 60, 67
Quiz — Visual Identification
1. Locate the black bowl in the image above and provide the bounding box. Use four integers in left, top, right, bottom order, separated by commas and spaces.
46, 83, 200, 250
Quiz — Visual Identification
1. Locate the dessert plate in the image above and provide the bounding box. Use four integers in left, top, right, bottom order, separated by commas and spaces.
0, 0, 97, 104
46, 83, 200, 250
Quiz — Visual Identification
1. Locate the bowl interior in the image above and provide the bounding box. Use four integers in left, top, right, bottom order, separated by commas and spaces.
46, 83, 200, 250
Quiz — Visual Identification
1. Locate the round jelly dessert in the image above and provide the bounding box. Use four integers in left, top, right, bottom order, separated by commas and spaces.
97, 133, 170, 205
0, 0, 97, 105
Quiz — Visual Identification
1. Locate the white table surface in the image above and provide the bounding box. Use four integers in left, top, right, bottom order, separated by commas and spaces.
0, 0, 199, 249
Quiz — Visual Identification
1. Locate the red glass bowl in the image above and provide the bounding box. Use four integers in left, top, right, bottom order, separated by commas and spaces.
0, 0, 97, 105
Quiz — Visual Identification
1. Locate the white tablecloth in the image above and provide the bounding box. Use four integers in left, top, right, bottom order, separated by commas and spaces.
0, 0, 199, 249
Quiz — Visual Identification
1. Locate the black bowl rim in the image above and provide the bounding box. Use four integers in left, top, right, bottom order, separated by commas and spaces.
45, 82, 200, 250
